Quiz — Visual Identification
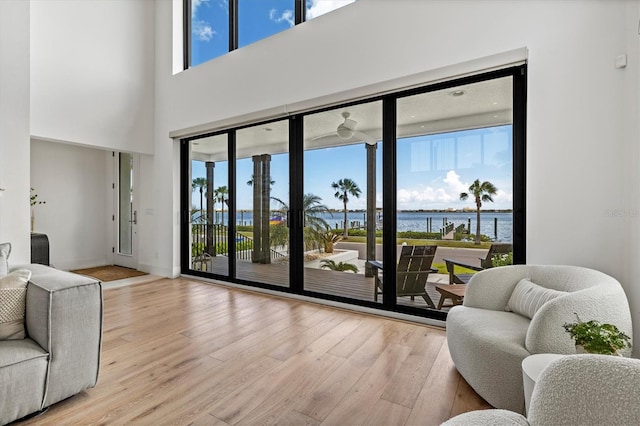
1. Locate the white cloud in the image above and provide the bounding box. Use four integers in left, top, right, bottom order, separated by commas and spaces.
494, 189, 512, 204
191, 0, 210, 17
397, 187, 454, 208
397, 170, 470, 210
443, 170, 468, 194
269, 9, 295, 27
192, 20, 215, 42
306, 0, 356, 20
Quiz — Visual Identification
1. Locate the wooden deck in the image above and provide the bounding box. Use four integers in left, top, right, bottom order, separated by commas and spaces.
195, 256, 452, 311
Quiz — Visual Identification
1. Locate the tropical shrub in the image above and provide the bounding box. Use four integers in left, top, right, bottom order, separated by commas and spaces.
320, 259, 359, 273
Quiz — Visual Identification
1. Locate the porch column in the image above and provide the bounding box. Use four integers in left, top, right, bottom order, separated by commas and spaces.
365, 143, 377, 277
206, 161, 215, 256
252, 154, 271, 264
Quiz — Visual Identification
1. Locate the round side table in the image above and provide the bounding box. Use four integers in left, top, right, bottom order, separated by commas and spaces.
521, 353, 565, 414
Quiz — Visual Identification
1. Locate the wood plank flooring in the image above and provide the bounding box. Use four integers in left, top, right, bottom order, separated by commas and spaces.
19, 277, 490, 425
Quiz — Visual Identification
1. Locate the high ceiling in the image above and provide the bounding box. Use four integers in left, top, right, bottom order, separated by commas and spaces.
191, 75, 512, 161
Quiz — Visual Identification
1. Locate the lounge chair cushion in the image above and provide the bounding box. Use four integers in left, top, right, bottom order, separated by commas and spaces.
506, 278, 567, 319
0, 242, 10, 277
0, 269, 31, 340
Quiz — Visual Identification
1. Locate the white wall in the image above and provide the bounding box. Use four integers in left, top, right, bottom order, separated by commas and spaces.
0, 0, 31, 263
153, 0, 640, 354
30, 0, 155, 155
30, 139, 110, 270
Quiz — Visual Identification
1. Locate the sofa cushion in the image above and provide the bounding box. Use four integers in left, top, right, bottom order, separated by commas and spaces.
0, 269, 31, 340
0, 242, 10, 277
507, 278, 566, 319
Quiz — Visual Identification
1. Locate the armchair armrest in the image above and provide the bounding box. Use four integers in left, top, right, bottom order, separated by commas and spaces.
526, 286, 633, 355
444, 258, 484, 272
367, 260, 383, 271
22, 264, 103, 407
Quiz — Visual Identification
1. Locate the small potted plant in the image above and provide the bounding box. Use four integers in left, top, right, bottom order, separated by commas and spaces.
563, 313, 632, 356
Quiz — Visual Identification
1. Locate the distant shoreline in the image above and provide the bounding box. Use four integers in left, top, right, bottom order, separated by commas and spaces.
331, 209, 514, 213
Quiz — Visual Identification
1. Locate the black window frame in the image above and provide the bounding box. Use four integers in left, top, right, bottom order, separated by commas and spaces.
180, 65, 527, 321
184, 0, 307, 70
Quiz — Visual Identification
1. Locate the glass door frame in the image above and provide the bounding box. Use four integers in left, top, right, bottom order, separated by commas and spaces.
180, 64, 527, 320
113, 151, 140, 269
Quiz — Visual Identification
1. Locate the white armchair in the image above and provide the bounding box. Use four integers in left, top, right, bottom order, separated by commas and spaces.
445, 265, 633, 413
442, 354, 640, 425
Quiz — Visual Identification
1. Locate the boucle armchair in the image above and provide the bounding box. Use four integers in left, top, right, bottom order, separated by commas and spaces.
445, 265, 632, 413
442, 354, 640, 425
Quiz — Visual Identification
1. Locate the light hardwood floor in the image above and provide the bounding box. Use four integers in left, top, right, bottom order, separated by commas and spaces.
20, 277, 490, 425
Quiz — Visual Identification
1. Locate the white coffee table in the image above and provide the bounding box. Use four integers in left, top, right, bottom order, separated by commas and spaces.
521, 353, 565, 414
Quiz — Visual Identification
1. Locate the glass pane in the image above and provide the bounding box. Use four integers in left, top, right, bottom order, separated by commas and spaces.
396, 76, 514, 310
118, 153, 133, 255
305, 0, 356, 20
238, 0, 295, 48
303, 101, 382, 303
189, 134, 229, 275
235, 120, 290, 287
190, 0, 229, 66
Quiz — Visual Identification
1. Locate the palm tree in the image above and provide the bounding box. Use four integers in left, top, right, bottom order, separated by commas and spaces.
460, 179, 498, 245
246, 174, 275, 187
302, 193, 331, 231
272, 193, 331, 232
331, 178, 362, 238
214, 185, 229, 225
191, 177, 207, 223
272, 193, 331, 252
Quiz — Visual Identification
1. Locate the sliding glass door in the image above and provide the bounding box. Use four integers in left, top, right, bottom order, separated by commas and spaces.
395, 76, 514, 309
302, 101, 383, 302
235, 120, 290, 287
187, 133, 230, 276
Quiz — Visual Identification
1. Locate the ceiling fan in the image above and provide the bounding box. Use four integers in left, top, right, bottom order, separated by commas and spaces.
312, 111, 378, 145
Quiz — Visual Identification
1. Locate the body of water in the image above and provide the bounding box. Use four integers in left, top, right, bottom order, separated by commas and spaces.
230, 210, 513, 243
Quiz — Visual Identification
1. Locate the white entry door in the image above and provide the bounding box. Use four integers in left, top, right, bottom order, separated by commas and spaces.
113, 152, 139, 269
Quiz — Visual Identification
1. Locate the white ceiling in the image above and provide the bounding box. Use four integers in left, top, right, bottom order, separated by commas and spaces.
191, 75, 512, 162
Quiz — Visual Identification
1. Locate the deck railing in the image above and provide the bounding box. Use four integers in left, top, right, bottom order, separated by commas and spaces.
191, 223, 286, 263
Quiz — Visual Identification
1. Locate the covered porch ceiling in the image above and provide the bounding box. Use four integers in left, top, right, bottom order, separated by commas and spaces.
191, 75, 512, 162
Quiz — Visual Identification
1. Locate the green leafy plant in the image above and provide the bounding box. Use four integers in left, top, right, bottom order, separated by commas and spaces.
319, 229, 342, 253
320, 259, 358, 273
30, 187, 46, 207
491, 252, 513, 267
563, 313, 632, 355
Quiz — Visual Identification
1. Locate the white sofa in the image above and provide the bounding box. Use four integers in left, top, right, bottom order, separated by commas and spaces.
442, 354, 640, 425
446, 265, 633, 414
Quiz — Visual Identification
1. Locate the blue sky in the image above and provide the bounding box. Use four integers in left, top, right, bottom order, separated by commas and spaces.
191, 0, 356, 66
191, 125, 513, 212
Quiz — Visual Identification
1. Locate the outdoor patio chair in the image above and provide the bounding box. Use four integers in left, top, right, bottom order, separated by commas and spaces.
369, 245, 438, 308
443, 242, 512, 284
